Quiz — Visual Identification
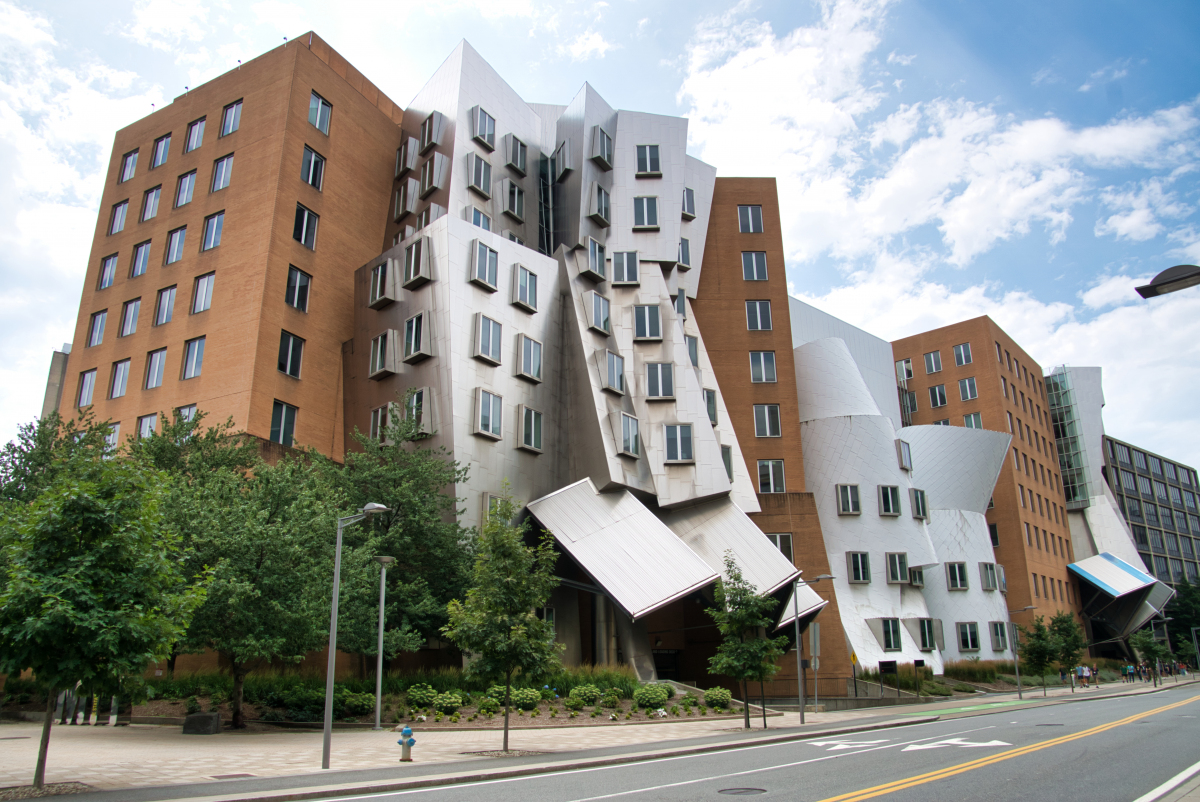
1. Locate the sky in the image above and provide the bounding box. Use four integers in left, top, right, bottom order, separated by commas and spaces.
1, 0, 1199, 467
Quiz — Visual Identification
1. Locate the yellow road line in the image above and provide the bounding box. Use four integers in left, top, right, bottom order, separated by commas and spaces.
815, 694, 1200, 802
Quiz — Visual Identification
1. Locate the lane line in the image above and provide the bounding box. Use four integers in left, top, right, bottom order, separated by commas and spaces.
1130, 757, 1200, 802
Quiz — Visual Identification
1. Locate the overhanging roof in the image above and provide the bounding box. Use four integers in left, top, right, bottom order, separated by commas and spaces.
1069, 552, 1157, 598
1069, 552, 1175, 639
775, 585, 829, 631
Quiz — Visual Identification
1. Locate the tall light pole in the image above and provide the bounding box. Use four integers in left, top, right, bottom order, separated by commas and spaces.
1008, 606, 1036, 700
323, 503, 389, 770
1136, 265, 1200, 298
372, 556, 395, 731
794, 574, 833, 726
1191, 627, 1200, 671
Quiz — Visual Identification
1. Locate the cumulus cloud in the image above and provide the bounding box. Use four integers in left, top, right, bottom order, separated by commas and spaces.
557, 30, 617, 61
1095, 176, 1193, 242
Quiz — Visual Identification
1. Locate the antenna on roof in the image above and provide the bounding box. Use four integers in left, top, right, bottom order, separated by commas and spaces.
237, 59, 242, 70
283, 36, 288, 47
184, 86, 189, 95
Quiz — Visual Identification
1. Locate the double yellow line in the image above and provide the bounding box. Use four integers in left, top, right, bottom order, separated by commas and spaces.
816, 694, 1200, 802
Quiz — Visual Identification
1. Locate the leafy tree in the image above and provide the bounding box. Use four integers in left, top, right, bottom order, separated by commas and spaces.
1166, 580, 1200, 655
1049, 612, 1087, 691
707, 552, 790, 729
1018, 616, 1058, 697
1174, 636, 1198, 668
442, 491, 561, 752
0, 410, 111, 504
1129, 628, 1171, 684
0, 447, 205, 787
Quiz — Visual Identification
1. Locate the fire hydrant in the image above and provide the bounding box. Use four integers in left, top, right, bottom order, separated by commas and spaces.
398, 726, 415, 762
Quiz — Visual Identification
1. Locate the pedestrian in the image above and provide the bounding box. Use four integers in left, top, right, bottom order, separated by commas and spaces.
1092, 665, 1100, 687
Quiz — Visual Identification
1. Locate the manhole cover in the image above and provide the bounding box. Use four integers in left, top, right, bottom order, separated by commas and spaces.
718, 790, 766, 796
211, 774, 256, 780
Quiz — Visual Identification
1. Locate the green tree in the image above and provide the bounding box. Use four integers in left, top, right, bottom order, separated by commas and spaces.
1166, 581, 1200, 655
1018, 616, 1058, 697
706, 553, 790, 729
1174, 636, 1198, 668
1129, 628, 1171, 685
0, 411, 110, 504
442, 491, 561, 752
0, 447, 205, 788
1049, 612, 1088, 691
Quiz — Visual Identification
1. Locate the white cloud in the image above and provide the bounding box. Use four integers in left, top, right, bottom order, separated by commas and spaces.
1095, 176, 1193, 242
124, 0, 212, 51
1032, 67, 1060, 86
886, 50, 913, 66
557, 30, 617, 61
1078, 273, 1152, 309
1079, 60, 1130, 93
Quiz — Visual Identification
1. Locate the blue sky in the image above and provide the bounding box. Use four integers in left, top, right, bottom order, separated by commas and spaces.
1, 0, 1199, 466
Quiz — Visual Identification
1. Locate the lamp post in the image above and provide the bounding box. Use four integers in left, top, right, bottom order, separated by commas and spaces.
794, 574, 833, 726
323, 503, 389, 770
372, 556, 395, 731
1191, 627, 1200, 672
1008, 606, 1036, 701
1152, 617, 1174, 687
1136, 265, 1200, 298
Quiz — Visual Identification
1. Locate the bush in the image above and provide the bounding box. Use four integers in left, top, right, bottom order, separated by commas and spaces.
539, 686, 557, 700
703, 687, 732, 708
633, 684, 669, 709
477, 696, 500, 714
942, 660, 998, 684
434, 693, 462, 714
510, 688, 541, 711
570, 684, 602, 705
486, 686, 508, 702
542, 665, 640, 700
208, 692, 226, 712
563, 695, 586, 711
951, 683, 977, 693
185, 696, 202, 715
604, 686, 625, 700
406, 683, 437, 708
921, 681, 953, 697
600, 694, 621, 709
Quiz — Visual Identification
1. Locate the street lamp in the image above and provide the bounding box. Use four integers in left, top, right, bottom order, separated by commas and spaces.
794, 574, 834, 726
322, 503, 389, 770
1191, 627, 1200, 673
372, 556, 395, 731
1008, 606, 1036, 700
1136, 265, 1200, 299
1152, 616, 1174, 687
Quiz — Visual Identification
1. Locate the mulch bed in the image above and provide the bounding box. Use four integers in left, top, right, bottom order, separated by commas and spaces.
0, 784, 92, 800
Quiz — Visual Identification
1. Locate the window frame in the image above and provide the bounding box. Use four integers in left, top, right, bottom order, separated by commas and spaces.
474, 388, 503, 440
182, 336, 205, 380
220, 100, 242, 137
664, 423, 694, 463
286, 266, 311, 311
737, 205, 763, 233
604, 350, 625, 394
308, 92, 332, 135
470, 105, 496, 151
403, 311, 433, 363
750, 351, 777, 383
757, 459, 785, 493
211, 154, 234, 192
742, 251, 768, 281
192, 273, 215, 314
516, 333, 542, 382
612, 251, 639, 285
154, 287, 175, 325
512, 264, 538, 312
632, 196, 659, 229
145, 348, 167, 389
587, 290, 611, 334
947, 562, 969, 590
910, 488, 928, 520
929, 384, 948, 408
278, 330, 304, 379
633, 304, 663, 340
301, 146, 325, 190
518, 404, 543, 453
882, 618, 902, 651
753, 404, 782, 438
468, 152, 492, 198
958, 622, 981, 652
847, 552, 871, 584
959, 376, 978, 401
470, 240, 500, 291
142, 186, 161, 221
837, 484, 861, 515
293, 204, 318, 249
201, 212, 224, 251
635, 144, 661, 176
185, 117, 205, 153
682, 187, 696, 219
746, 300, 772, 331
270, 400, 298, 447
646, 362, 675, 399
175, 171, 196, 208
954, 342, 973, 366
878, 485, 902, 516
619, 412, 640, 457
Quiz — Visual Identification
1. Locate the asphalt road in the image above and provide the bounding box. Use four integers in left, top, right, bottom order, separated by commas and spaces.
321, 685, 1200, 802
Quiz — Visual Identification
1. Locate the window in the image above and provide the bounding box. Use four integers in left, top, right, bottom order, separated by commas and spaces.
471, 240, 499, 289
647, 362, 674, 398
176, 171, 196, 207
753, 404, 781, 437
151, 134, 171, 168
605, 351, 625, 393
1134, 450, 1148, 470
471, 207, 491, 231
902, 392, 918, 414
514, 265, 537, 311
202, 212, 224, 251
588, 291, 611, 334
110, 201, 128, 235
987, 621, 1009, 652
88, 311, 107, 347
130, 241, 151, 278
586, 237, 606, 280
507, 134, 528, 174
677, 185, 697, 219
591, 126, 613, 169
403, 312, 432, 362
508, 404, 543, 453
847, 552, 870, 583
980, 562, 998, 590
278, 331, 303, 378
636, 144, 661, 175
419, 153, 448, 197
370, 404, 391, 440
369, 331, 397, 378
747, 351, 778, 383
120, 299, 140, 337
762, 533, 793, 563
504, 179, 526, 221
165, 227, 186, 264
964, 412, 983, 429
879, 485, 902, 516
142, 187, 161, 221
104, 424, 121, 451
634, 305, 662, 339
120, 150, 138, 182
896, 358, 913, 380
405, 389, 429, 435
910, 488, 928, 519
293, 205, 318, 249
286, 266, 310, 311
419, 111, 442, 153
301, 146, 324, 190
1165, 462, 1178, 481
886, 553, 909, 584
145, 348, 167, 389
989, 523, 1000, 548
193, 273, 214, 313
138, 414, 158, 439
270, 401, 297, 446
620, 413, 639, 457
687, 336, 699, 367
958, 622, 980, 651
959, 377, 978, 401
678, 238, 691, 267
220, 100, 242, 136
369, 261, 394, 308
468, 152, 492, 197
474, 315, 502, 364
881, 618, 902, 651
897, 440, 913, 471
155, 286, 175, 325
1138, 475, 1153, 496
758, 460, 785, 493
722, 445, 733, 480
589, 183, 610, 225
837, 484, 861, 515
183, 118, 205, 153
77, 369, 96, 407
909, 567, 925, 588
476, 389, 503, 439
676, 289, 687, 318
919, 619, 937, 650
612, 252, 638, 284
704, 389, 718, 425
742, 252, 767, 281
947, 562, 969, 590
746, 300, 772, 330
924, 351, 942, 374
633, 196, 659, 228
182, 337, 205, 379
665, 424, 693, 462
954, 343, 972, 366
738, 205, 764, 233
929, 385, 947, 408
308, 92, 331, 134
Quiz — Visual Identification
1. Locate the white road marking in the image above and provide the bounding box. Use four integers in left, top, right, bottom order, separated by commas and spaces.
901, 737, 1011, 752
807, 739, 890, 751
1130, 757, 1200, 802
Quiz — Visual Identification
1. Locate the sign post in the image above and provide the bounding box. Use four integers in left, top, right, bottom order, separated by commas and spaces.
811, 623, 821, 709
851, 651, 858, 697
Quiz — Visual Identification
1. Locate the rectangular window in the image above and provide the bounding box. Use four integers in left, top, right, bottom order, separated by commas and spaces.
738, 205, 764, 233
88, 311, 107, 346
678, 238, 691, 266
750, 351, 777, 383
954, 343, 972, 366
507, 134, 528, 174
151, 134, 171, 168
722, 445, 733, 480
77, 369, 96, 407
585, 237, 606, 279
110, 200, 128, 235
155, 286, 175, 325
879, 485, 902, 516
742, 252, 767, 281
201, 212, 224, 251
369, 261, 393, 308
286, 266, 310, 311
886, 553, 909, 584
619, 413, 640, 457
589, 291, 611, 334
120, 298, 140, 337
687, 335, 699, 367
403, 312, 431, 362
182, 337, 205, 379
308, 92, 331, 134
634, 305, 662, 339
682, 187, 696, 218
514, 265, 538, 311
705, 389, 718, 425
929, 385, 947, 408
847, 552, 870, 583
145, 348, 167, 389
765, 533, 793, 563
472, 208, 491, 233
919, 619, 936, 650
142, 186, 161, 221
1134, 450, 1148, 470
897, 439, 913, 471
370, 404, 390, 440
965, 412, 983, 429
165, 227, 186, 264
646, 362, 674, 398
473, 315, 502, 364
293, 205, 318, 249
902, 391, 918, 414
138, 414, 157, 439
185, 118, 205, 152
746, 300, 772, 330
514, 335, 541, 382
980, 562, 998, 590
837, 484, 861, 515
959, 377, 978, 400
896, 358, 913, 380
270, 401, 297, 446
665, 424, 693, 462
753, 404, 781, 437
612, 252, 638, 284
505, 179, 526, 221
476, 389, 503, 439
120, 150, 138, 182
909, 567, 925, 588
175, 171, 196, 207
911, 488, 928, 519
220, 100, 242, 136
958, 622, 980, 651
633, 196, 659, 228
192, 273, 214, 313
947, 562, 969, 590
104, 423, 120, 451
278, 331, 303, 378
471, 240, 499, 289
130, 241, 151, 277
758, 460, 785, 493
591, 126, 612, 169
676, 289, 687, 318
924, 351, 942, 374
989, 523, 1000, 547
606, 351, 625, 394
468, 152, 492, 197
517, 405, 543, 452
401, 238, 430, 288
1138, 475, 1153, 496
301, 146, 324, 190
881, 618, 902, 651
635, 144, 660, 175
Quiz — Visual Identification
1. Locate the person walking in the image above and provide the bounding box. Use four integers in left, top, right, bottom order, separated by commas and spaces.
1092, 665, 1100, 687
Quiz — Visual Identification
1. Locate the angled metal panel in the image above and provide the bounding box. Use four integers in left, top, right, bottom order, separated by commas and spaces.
1068, 552, 1158, 599
774, 585, 829, 631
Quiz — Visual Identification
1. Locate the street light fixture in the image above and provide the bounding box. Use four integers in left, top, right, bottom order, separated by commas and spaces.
1136, 265, 1200, 299
794, 574, 834, 726
372, 556, 396, 731
1008, 606, 1036, 700
322, 503, 390, 770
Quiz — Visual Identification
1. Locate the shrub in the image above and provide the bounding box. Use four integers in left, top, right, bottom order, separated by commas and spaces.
511, 687, 541, 710
208, 692, 226, 712
600, 694, 621, 709
703, 687, 732, 708
633, 684, 669, 709
570, 684, 603, 705
477, 696, 500, 714
434, 693, 462, 714
563, 695, 586, 711
604, 687, 625, 700
406, 683, 437, 708
185, 696, 202, 715
942, 660, 998, 684
539, 686, 556, 700
952, 683, 977, 693
656, 683, 675, 700
486, 686, 508, 703
261, 709, 285, 722
921, 681, 953, 697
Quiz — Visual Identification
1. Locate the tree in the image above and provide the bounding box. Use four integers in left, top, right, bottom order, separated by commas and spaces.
0, 411, 110, 505
1174, 636, 1198, 669
1167, 580, 1200, 656
1049, 612, 1087, 691
707, 552, 790, 729
1129, 628, 1171, 685
0, 447, 205, 788
442, 491, 561, 753
1018, 616, 1058, 697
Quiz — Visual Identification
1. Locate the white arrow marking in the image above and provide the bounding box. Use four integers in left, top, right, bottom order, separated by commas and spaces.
902, 737, 1011, 752
808, 739, 890, 751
